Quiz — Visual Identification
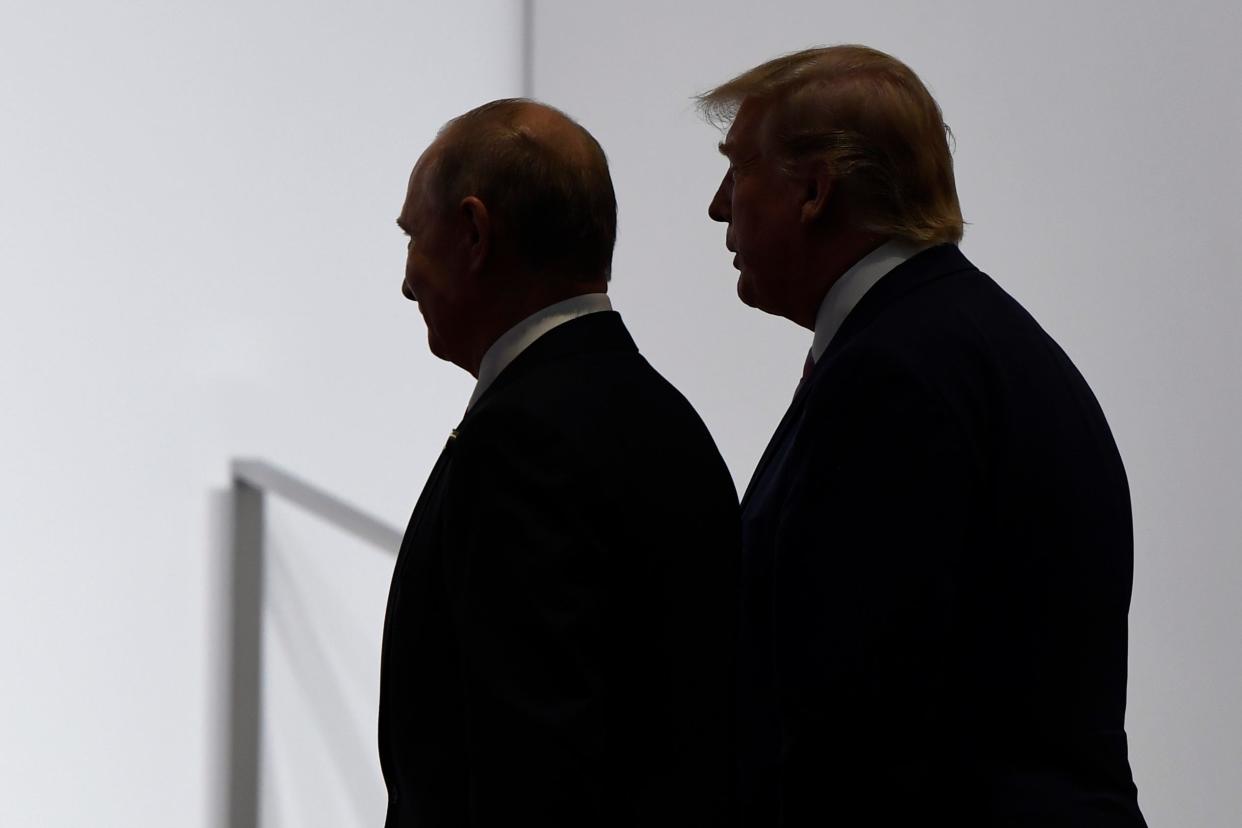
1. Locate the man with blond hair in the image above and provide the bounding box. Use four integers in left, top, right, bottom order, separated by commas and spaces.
703, 46, 1146, 826
380, 99, 739, 826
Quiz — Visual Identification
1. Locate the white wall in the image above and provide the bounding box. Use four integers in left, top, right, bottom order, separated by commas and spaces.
533, 2, 1242, 825
5, 2, 1238, 824
0, 2, 521, 825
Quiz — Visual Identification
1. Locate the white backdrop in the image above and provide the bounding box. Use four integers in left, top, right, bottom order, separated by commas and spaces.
0, 2, 520, 825
4, 1, 1240, 825
533, 1, 1242, 826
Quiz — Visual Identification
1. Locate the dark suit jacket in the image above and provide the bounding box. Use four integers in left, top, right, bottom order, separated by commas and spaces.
738, 244, 1146, 827
379, 311, 740, 827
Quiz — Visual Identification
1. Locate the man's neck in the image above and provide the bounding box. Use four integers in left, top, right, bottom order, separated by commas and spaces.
794, 232, 889, 330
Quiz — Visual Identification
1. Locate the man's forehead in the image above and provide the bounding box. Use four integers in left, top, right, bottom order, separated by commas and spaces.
399, 159, 429, 223
404, 141, 442, 203
718, 128, 746, 158
719, 97, 769, 155
409, 143, 438, 184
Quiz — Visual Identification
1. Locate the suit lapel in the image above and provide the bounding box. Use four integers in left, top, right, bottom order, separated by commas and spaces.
392, 433, 457, 572
741, 244, 976, 510
378, 430, 458, 778
740, 380, 812, 510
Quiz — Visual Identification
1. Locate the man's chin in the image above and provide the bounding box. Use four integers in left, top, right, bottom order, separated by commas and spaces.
428, 330, 472, 375
427, 329, 450, 362
737, 272, 761, 310
737, 272, 786, 319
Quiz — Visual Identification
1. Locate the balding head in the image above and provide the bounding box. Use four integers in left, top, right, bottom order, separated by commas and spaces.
398, 100, 616, 376
422, 99, 617, 282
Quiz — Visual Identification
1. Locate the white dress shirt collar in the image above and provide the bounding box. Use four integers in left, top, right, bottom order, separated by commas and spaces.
467, 292, 613, 411
810, 238, 934, 362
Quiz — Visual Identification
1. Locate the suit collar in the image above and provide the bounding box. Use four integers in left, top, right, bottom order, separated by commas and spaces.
810, 238, 935, 361
817, 243, 975, 365
468, 293, 613, 411
461, 310, 638, 421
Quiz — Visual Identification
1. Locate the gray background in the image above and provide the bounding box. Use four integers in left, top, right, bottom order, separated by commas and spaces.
2, 1, 1238, 825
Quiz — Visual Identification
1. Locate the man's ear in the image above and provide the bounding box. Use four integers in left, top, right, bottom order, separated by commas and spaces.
459, 196, 490, 273
800, 163, 833, 225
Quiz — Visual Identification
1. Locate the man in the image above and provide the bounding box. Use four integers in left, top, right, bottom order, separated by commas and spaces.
702, 46, 1146, 826
379, 99, 739, 827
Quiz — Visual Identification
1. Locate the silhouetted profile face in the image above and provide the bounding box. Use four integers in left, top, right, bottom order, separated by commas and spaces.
396, 99, 617, 375
708, 98, 807, 320
397, 144, 474, 367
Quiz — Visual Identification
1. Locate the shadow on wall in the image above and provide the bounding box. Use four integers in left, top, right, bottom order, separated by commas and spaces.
205, 488, 235, 828
205, 474, 396, 828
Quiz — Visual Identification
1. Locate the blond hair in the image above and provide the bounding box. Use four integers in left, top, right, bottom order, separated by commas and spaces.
697, 45, 964, 244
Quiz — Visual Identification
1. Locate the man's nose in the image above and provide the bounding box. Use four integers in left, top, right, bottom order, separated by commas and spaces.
708, 176, 730, 223
402, 280, 416, 301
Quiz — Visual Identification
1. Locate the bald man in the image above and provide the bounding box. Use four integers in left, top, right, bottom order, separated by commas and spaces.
378, 100, 739, 827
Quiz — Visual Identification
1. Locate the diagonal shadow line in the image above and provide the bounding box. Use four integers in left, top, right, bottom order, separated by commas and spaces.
266, 540, 382, 827
232, 459, 402, 555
